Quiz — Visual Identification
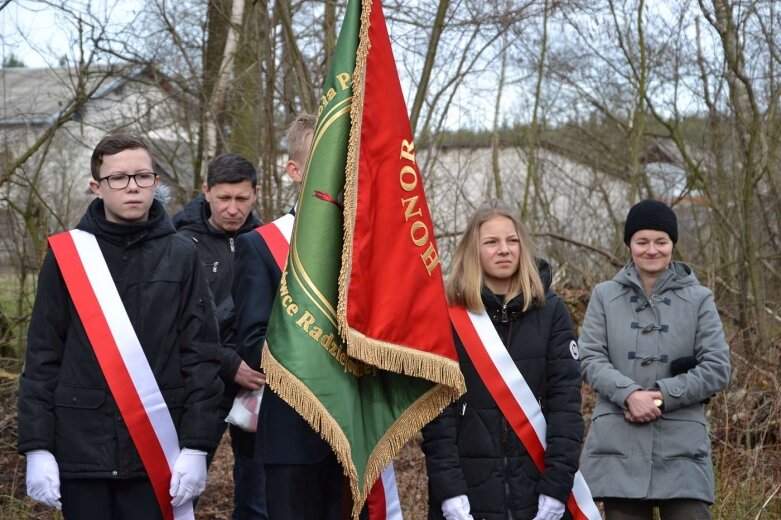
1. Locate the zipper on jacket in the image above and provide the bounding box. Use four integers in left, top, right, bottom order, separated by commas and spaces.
503, 319, 514, 519
198, 297, 208, 340
501, 418, 512, 519
229, 237, 235, 253
212, 261, 219, 273
505, 316, 514, 348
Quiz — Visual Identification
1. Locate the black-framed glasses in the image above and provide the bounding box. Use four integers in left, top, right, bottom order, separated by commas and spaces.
99, 172, 158, 190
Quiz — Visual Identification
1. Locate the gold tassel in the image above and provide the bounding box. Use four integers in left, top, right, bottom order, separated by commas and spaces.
345, 327, 466, 394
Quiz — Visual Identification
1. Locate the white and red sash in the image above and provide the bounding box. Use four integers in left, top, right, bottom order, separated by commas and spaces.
366, 462, 403, 520
448, 306, 600, 520
48, 230, 193, 520
255, 213, 295, 270
256, 214, 403, 519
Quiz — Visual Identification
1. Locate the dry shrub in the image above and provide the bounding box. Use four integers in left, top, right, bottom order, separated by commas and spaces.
394, 434, 429, 519
708, 320, 781, 519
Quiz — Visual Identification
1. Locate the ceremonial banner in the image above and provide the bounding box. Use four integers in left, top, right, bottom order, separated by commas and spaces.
262, 0, 464, 516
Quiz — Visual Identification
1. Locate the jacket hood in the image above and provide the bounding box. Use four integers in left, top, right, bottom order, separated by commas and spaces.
172, 194, 261, 237
77, 198, 175, 245
613, 260, 699, 294
482, 258, 553, 321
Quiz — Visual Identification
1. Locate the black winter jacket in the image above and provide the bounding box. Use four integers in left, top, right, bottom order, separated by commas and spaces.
18, 199, 224, 479
422, 262, 583, 520
173, 194, 262, 390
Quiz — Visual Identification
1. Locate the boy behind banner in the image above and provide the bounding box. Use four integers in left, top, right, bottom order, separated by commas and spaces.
18, 134, 224, 519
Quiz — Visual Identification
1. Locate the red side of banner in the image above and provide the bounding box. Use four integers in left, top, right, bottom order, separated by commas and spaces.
346, 0, 456, 361
48, 232, 174, 520
256, 224, 289, 271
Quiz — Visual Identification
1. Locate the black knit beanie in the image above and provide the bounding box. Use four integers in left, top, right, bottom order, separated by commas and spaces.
623, 199, 678, 245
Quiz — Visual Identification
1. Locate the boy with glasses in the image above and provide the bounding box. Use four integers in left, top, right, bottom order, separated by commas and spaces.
18, 134, 224, 519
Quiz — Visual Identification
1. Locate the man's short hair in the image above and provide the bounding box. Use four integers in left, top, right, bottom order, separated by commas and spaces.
206, 153, 258, 188
90, 134, 154, 180
286, 113, 316, 165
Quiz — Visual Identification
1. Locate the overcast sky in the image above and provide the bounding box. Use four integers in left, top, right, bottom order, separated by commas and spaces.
1, 1, 143, 68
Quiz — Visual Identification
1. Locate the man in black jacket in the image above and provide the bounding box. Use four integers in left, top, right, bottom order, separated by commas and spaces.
18, 134, 224, 519
173, 153, 267, 519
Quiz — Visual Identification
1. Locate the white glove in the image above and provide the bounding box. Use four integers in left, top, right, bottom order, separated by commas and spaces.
532, 493, 566, 520
25, 450, 62, 510
442, 494, 474, 520
169, 448, 207, 507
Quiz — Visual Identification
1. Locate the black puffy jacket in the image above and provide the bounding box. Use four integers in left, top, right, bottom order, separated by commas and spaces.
18, 199, 224, 479
422, 262, 583, 520
173, 194, 261, 391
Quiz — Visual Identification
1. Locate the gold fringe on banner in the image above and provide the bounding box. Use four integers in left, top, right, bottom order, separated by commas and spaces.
359, 384, 459, 506
263, 338, 459, 519
336, 0, 371, 325
332, 0, 465, 516
346, 329, 466, 393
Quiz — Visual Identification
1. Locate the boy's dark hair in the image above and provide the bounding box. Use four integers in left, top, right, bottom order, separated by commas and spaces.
206, 153, 258, 188
90, 134, 155, 180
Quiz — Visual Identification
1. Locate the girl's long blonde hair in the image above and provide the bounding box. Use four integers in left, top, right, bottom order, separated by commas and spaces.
446, 200, 545, 312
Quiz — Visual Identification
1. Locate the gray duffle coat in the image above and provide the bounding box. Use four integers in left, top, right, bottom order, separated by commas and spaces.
579, 261, 730, 503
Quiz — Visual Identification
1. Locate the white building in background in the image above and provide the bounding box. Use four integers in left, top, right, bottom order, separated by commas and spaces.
0, 66, 194, 224
2, 64, 676, 285
418, 145, 632, 277
0, 64, 197, 266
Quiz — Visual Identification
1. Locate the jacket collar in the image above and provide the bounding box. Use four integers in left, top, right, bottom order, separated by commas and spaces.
77, 198, 174, 246
614, 260, 698, 296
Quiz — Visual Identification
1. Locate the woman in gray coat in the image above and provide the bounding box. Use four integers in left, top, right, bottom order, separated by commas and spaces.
579, 200, 730, 520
